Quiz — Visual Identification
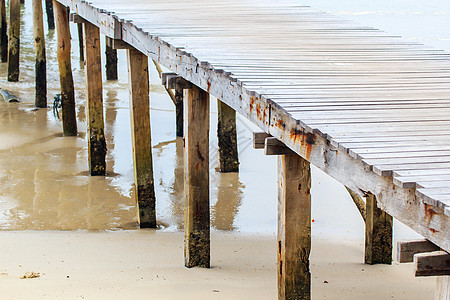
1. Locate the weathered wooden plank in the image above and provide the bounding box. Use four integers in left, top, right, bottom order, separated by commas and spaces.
184, 84, 210, 268
54, 0, 77, 136
414, 251, 450, 277
365, 193, 393, 265
127, 48, 156, 228
217, 99, 239, 172
0, 0, 7, 62
278, 154, 311, 300
84, 22, 106, 176
33, 0, 47, 108
253, 132, 271, 149
105, 37, 118, 80
397, 240, 440, 263
265, 137, 295, 156
7, 0, 20, 82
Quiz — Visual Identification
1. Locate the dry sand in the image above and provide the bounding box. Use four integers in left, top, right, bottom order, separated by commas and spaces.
0, 230, 435, 299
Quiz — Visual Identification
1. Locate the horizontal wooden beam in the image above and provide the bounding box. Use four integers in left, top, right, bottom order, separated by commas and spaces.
105, 37, 133, 50
397, 240, 440, 263
69, 13, 85, 23
162, 73, 193, 89
265, 137, 295, 156
253, 132, 271, 149
414, 251, 450, 277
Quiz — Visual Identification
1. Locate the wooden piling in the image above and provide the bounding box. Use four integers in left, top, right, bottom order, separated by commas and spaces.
32, 0, 47, 108
45, 0, 54, 30
365, 193, 393, 264
77, 23, 84, 61
54, 0, 77, 136
184, 85, 210, 268
83, 22, 106, 176
127, 48, 156, 228
277, 154, 311, 300
7, 0, 20, 82
217, 100, 239, 172
0, 0, 7, 62
105, 38, 118, 80
175, 87, 183, 137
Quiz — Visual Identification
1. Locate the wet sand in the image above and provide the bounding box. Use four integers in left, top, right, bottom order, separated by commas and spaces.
0, 1, 440, 299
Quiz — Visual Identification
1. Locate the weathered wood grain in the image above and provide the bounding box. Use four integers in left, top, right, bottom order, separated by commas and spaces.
54, 0, 77, 136
127, 48, 156, 228
217, 99, 239, 172
253, 132, 271, 149
365, 193, 393, 265
184, 84, 210, 268
84, 22, 106, 176
105, 37, 118, 80
278, 154, 311, 300
33, 0, 47, 108
45, 0, 55, 30
397, 240, 440, 263
7, 0, 20, 82
0, 0, 7, 62
414, 251, 450, 277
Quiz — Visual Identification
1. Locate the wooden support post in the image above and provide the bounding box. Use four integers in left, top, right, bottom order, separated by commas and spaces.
77, 23, 84, 61
278, 154, 311, 300
184, 85, 210, 268
435, 276, 450, 300
32, 0, 47, 108
84, 22, 106, 176
365, 193, 393, 264
105, 37, 118, 80
7, 0, 20, 82
217, 100, 239, 172
54, 0, 77, 136
175, 87, 183, 137
45, 0, 54, 30
20, 0, 24, 4
127, 48, 156, 228
0, 0, 7, 62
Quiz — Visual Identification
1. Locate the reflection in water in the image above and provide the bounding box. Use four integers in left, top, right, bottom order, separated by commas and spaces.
0, 2, 254, 233
212, 172, 244, 231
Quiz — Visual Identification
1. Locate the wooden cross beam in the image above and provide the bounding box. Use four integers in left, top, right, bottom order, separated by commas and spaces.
397, 240, 440, 263
414, 251, 450, 277
105, 37, 133, 50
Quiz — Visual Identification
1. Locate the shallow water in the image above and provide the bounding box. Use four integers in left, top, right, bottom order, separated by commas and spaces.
0, 1, 436, 241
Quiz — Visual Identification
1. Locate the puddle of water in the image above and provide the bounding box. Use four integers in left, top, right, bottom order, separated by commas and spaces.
0, 2, 423, 242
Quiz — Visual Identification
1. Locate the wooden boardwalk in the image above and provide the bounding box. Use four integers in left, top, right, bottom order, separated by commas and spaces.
53, 0, 449, 297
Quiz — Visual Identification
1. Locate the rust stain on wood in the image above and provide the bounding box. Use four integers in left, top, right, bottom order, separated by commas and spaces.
424, 204, 438, 223
207, 80, 211, 93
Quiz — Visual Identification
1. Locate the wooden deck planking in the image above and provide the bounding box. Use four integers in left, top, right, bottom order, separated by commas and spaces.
59, 0, 450, 251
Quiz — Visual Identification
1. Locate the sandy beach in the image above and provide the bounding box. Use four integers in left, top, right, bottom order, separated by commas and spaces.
0, 231, 435, 299
0, 0, 447, 298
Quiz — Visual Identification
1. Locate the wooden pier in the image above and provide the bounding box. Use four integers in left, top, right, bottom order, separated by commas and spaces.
2, 0, 449, 298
